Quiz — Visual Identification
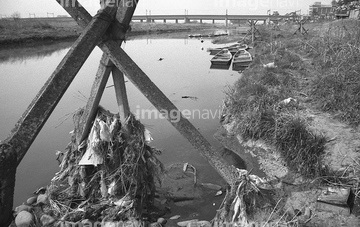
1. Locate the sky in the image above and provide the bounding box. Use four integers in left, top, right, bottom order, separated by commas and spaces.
0, 0, 333, 18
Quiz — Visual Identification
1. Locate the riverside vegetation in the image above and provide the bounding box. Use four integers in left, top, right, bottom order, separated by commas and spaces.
220, 19, 360, 226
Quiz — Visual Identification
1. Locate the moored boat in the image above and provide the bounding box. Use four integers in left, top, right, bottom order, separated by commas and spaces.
232, 49, 253, 69
210, 49, 233, 65
207, 43, 248, 55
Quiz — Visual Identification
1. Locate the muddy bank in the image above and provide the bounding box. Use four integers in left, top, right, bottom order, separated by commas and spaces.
216, 20, 360, 226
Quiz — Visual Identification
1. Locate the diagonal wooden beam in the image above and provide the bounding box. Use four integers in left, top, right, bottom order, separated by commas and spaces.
100, 43, 237, 185
0, 6, 117, 226
77, 0, 135, 144
58, 1, 237, 185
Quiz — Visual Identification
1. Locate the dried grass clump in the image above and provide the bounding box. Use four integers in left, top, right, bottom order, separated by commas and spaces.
223, 36, 327, 177
47, 106, 163, 222
301, 20, 360, 125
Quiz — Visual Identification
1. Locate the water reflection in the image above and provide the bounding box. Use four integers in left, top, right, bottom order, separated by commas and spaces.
0, 40, 74, 63
210, 64, 231, 70
0, 37, 242, 217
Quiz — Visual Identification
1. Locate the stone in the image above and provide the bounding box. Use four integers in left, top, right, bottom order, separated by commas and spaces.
15, 211, 33, 227
26, 196, 37, 205
14, 204, 32, 215
177, 219, 198, 227
316, 201, 350, 216
317, 187, 350, 206
157, 218, 167, 225
304, 207, 311, 219
40, 214, 56, 226
36, 193, 48, 205
170, 215, 181, 220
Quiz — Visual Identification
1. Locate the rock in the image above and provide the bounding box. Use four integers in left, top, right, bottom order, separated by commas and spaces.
15, 211, 33, 227
40, 214, 56, 226
149, 222, 162, 227
36, 194, 48, 205
304, 207, 311, 219
177, 219, 198, 227
26, 196, 37, 205
157, 218, 167, 225
82, 219, 93, 225
15, 204, 32, 215
197, 221, 211, 227
170, 215, 181, 220
294, 209, 302, 216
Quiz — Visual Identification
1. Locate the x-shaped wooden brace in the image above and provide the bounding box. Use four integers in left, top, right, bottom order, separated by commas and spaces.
294, 19, 308, 35
0, 1, 238, 224
243, 19, 261, 43
59, 0, 239, 185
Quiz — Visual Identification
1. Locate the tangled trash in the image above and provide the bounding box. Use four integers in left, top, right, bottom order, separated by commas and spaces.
34, 106, 164, 225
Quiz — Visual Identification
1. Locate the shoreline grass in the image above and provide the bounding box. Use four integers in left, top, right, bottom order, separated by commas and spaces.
222, 20, 360, 178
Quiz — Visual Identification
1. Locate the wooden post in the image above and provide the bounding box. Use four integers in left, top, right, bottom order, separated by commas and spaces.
77, 0, 135, 144
112, 67, 130, 120
59, 2, 237, 185
0, 6, 117, 226
99, 43, 237, 185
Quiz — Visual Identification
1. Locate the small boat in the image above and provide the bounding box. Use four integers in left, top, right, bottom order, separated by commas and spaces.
232, 49, 253, 69
210, 49, 233, 65
207, 43, 248, 55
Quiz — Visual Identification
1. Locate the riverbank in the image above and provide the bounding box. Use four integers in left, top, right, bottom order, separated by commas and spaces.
217, 19, 360, 226
0, 17, 232, 46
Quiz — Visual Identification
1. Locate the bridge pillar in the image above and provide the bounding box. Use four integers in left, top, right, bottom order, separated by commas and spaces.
225, 17, 228, 27
163, 19, 166, 23
200, 19, 203, 23
140, 19, 143, 22
184, 17, 190, 23
152, 19, 155, 22
212, 19, 215, 24
146, 18, 151, 23
175, 19, 178, 23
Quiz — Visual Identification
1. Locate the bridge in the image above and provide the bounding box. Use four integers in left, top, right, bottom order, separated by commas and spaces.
132, 14, 291, 24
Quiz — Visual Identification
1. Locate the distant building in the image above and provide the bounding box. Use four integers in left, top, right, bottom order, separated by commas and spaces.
309, 2, 333, 16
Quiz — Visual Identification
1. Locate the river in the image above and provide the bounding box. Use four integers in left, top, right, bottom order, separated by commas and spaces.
0, 35, 243, 220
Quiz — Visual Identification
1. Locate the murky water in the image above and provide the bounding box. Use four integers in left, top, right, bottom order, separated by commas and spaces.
0, 36, 243, 219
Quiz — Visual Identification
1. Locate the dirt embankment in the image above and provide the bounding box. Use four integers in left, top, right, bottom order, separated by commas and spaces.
0, 17, 231, 46
216, 20, 360, 226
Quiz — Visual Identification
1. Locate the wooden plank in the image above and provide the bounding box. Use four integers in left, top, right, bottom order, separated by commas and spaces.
77, 54, 113, 144
0, 6, 117, 226
58, 1, 237, 185
112, 66, 130, 121
77, 0, 135, 143
100, 42, 237, 185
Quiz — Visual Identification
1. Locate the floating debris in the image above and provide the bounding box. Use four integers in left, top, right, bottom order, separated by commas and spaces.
200, 183, 222, 191
181, 96, 198, 101
215, 190, 223, 196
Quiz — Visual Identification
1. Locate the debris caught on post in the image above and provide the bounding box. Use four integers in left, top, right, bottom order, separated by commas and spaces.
46, 107, 164, 223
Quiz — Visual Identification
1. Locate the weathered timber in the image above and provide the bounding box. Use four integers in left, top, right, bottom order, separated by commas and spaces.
0, 6, 117, 226
77, 0, 135, 143
58, 0, 237, 185
77, 54, 113, 144
112, 66, 131, 121
100, 43, 238, 185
